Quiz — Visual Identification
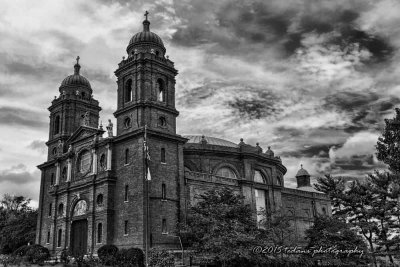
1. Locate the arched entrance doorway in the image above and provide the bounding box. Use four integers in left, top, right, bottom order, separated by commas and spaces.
70, 200, 88, 256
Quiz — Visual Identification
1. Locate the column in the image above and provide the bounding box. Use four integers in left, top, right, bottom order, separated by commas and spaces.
92, 149, 97, 174
67, 159, 72, 182
55, 163, 60, 185
106, 144, 112, 170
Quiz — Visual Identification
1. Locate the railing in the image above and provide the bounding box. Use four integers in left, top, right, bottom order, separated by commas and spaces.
185, 171, 239, 186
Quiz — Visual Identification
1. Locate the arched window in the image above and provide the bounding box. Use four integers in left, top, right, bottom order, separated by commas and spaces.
79, 150, 91, 173
322, 207, 327, 215
97, 194, 104, 206
255, 189, 266, 227
97, 223, 103, 243
47, 231, 51, 244
49, 203, 52, 217
57, 229, 62, 247
50, 173, 54, 185
156, 79, 165, 102
54, 115, 60, 134
162, 183, 166, 200
125, 149, 129, 165
58, 203, 64, 216
254, 170, 266, 184
124, 185, 129, 202
125, 79, 133, 102
216, 167, 237, 179
158, 116, 166, 127
61, 167, 67, 182
100, 154, 106, 170
162, 218, 167, 234
161, 148, 166, 163
124, 117, 131, 128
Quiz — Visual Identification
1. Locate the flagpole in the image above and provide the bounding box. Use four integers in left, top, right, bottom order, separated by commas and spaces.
144, 125, 150, 267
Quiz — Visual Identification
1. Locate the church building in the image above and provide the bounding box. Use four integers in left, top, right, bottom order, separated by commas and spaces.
36, 13, 331, 256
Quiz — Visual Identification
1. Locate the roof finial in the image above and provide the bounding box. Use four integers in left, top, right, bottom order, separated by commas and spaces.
143, 11, 150, 32
74, 56, 81, 75
301, 164, 303, 169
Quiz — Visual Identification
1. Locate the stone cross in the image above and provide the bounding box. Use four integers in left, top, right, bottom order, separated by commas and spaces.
144, 11, 149, 20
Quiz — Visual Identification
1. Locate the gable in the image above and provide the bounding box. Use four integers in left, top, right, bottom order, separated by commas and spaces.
67, 126, 103, 143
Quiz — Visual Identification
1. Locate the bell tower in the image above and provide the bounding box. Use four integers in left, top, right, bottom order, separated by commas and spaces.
112, 12, 187, 252
46, 57, 101, 160
114, 12, 178, 136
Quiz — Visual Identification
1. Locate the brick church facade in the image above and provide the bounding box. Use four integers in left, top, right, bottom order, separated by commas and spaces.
36, 14, 331, 256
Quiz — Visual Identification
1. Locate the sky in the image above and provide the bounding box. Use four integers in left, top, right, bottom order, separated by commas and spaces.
0, 0, 399, 205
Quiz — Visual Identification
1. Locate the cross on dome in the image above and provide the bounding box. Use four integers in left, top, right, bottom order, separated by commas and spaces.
144, 10, 149, 20
76, 56, 80, 64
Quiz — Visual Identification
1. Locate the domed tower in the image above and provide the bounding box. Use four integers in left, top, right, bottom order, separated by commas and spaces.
112, 11, 187, 252
46, 57, 101, 159
296, 165, 311, 188
114, 11, 178, 135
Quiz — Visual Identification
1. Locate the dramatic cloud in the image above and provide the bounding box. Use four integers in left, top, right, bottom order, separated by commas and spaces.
0, 0, 399, 202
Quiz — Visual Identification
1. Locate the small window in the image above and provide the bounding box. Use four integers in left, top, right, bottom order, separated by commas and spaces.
159, 116, 166, 127
50, 173, 54, 185
124, 185, 129, 202
81, 92, 86, 98
156, 79, 165, 102
216, 167, 237, 179
100, 154, 106, 170
161, 148, 166, 163
124, 117, 131, 128
57, 229, 62, 247
162, 218, 167, 234
97, 194, 104, 206
155, 50, 160, 56
162, 183, 166, 200
97, 223, 103, 243
58, 203, 64, 216
124, 220, 128, 235
54, 115, 60, 134
254, 170, 265, 184
49, 203, 52, 217
79, 150, 91, 173
52, 147, 57, 156
125, 79, 133, 102
61, 167, 67, 182
125, 149, 129, 165
47, 231, 50, 244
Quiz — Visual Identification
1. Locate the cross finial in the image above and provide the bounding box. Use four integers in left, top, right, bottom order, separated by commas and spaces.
76, 56, 80, 64
144, 11, 149, 20
301, 164, 303, 169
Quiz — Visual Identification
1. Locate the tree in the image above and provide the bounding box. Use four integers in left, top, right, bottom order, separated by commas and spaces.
184, 188, 261, 266
304, 216, 369, 266
377, 107, 400, 173
183, 188, 301, 266
0, 194, 37, 254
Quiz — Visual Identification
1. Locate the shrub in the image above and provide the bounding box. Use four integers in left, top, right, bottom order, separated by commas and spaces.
24, 244, 50, 264
148, 248, 175, 267
97, 244, 118, 265
13, 245, 29, 257
117, 247, 144, 266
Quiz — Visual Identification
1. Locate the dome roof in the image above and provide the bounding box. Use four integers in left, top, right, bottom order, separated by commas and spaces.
60, 57, 91, 89
128, 30, 164, 48
296, 165, 310, 177
183, 135, 238, 148
127, 15, 165, 53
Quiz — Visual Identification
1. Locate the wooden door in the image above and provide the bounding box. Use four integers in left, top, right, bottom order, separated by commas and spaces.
70, 219, 88, 256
